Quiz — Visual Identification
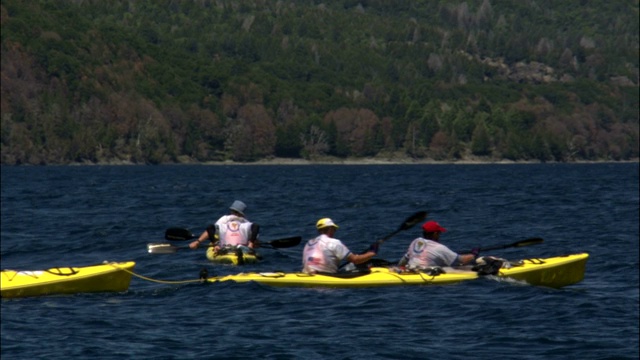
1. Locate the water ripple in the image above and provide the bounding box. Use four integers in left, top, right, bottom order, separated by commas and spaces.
1, 163, 638, 359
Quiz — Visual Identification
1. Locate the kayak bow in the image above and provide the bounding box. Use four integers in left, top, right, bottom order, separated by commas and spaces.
1, 261, 135, 298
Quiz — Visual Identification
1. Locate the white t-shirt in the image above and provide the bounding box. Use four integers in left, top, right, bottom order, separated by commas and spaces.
302, 234, 352, 273
404, 238, 460, 268
215, 215, 253, 247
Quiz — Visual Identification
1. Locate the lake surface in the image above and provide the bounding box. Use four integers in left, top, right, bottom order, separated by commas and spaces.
1, 163, 638, 359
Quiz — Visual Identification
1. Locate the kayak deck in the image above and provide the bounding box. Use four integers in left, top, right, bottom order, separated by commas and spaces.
1, 261, 135, 298
210, 267, 479, 287
206, 253, 588, 289
206, 247, 260, 265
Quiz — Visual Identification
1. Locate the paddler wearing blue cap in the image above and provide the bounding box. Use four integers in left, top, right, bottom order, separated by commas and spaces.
190, 200, 260, 253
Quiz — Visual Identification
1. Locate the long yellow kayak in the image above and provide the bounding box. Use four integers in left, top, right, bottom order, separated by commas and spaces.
1, 261, 135, 298
206, 253, 588, 289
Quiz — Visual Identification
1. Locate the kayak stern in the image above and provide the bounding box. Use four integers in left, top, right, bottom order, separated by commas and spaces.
206, 247, 260, 265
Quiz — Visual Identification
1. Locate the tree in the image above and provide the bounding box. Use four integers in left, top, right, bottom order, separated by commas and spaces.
1, 0, 637, 164
324, 107, 381, 157
300, 125, 329, 160
224, 103, 276, 161
471, 120, 491, 156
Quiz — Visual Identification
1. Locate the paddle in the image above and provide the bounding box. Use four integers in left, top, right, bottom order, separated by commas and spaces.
263, 236, 302, 248
165, 228, 197, 241
147, 236, 302, 254
375, 210, 428, 245
147, 243, 193, 254
340, 211, 427, 271
363, 237, 544, 268
471, 237, 544, 253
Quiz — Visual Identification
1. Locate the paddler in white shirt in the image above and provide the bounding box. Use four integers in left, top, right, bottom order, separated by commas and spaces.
302, 218, 378, 274
189, 200, 260, 253
397, 220, 478, 269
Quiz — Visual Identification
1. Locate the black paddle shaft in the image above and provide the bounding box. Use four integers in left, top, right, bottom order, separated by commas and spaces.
165, 228, 197, 241
469, 237, 544, 253
377, 211, 427, 244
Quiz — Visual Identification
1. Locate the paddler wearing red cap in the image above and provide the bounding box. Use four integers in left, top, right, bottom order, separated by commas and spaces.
397, 220, 479, 270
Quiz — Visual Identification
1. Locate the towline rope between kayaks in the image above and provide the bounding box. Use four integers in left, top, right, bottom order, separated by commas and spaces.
112, 264, 203, 285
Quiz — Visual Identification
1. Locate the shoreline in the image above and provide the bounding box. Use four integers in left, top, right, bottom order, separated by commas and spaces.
244, 157, 640, 166
56, 156, 640, 166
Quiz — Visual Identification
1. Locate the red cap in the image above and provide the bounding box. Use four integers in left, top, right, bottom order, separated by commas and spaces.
422, 221, 447, 233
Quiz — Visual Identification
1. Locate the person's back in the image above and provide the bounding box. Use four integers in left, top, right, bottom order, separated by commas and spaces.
189, 200, 259, 250
302, 233, 350, 273
398, 220, 478, 270
404, 238, 459, 268
302, 218, 379, 274
217, 215, 253, 247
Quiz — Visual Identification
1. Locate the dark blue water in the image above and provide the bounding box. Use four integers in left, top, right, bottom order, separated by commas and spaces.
1, 163, 638, 360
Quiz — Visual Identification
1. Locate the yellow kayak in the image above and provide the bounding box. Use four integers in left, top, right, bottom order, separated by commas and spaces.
1, 261, 135, 298
206, 253, 588, 289
206, 247, 261, 265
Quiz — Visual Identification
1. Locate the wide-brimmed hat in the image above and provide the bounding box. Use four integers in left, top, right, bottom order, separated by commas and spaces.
229, 200, 246, 216
316, 218, 339, 229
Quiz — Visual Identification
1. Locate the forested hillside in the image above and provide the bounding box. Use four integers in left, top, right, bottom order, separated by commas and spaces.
1, 0, 638, 164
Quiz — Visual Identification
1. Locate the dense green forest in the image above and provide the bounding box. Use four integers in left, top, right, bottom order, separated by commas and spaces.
1, 0, 638, 164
